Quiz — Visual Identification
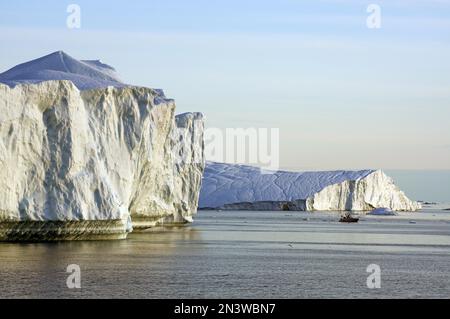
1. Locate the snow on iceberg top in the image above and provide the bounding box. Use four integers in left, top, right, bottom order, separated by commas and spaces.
0, 51, 126, 90
0, 51, 169, 101
199, 162, 375, 208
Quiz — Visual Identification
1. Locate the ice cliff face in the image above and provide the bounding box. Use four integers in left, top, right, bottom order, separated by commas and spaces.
199, 162, 421, 212
0, 52, 205, 241
166, 112, 205, 224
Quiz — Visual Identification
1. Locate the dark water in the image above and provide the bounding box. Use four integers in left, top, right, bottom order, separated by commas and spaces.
1, 210, 450, 299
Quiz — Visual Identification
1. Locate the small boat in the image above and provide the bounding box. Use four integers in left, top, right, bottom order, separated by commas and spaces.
339, 213, 359, 223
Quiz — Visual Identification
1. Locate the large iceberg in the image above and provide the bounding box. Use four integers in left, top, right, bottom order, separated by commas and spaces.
199, 162, 421, 212
0, 51, 205, 241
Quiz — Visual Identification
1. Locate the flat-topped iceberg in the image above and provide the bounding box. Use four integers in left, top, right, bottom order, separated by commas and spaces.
199, 162, 421, 212
0, 51, 205, 241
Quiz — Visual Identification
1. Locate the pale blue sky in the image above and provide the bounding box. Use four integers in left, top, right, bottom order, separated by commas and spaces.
1, 0, 449, 170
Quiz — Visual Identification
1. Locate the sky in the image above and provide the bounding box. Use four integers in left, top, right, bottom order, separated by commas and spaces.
0, 0, 449, 171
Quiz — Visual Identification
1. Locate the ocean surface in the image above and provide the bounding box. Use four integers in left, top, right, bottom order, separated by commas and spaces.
1, 209, 450, 299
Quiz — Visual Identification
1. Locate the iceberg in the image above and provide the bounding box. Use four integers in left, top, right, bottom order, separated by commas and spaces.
367, 208, 397, 216
0, 51, 205, 241
199, 162, 421, 212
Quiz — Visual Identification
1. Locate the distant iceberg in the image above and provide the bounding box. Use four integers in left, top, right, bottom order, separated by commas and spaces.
367, 208, 397, 216
199, 162, 421, 212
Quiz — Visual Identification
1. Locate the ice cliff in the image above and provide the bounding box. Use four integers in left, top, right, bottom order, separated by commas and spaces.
199, 162, 421, 212
0, 51, 205, 241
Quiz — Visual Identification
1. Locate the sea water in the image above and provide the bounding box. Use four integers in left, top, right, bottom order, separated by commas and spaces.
1, 209, 449, 298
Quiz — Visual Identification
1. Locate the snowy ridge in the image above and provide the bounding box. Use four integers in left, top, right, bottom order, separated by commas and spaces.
0, 51, 125, 90
0, 50, 170, 107
199, 162, 421, 212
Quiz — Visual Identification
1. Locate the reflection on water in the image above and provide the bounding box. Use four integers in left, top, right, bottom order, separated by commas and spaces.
1, 211, 450, 298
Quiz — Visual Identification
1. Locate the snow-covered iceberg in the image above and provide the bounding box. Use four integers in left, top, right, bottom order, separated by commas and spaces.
367, 208, 397, 216
0, 51, 205, 241
199, 162, 421, 212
